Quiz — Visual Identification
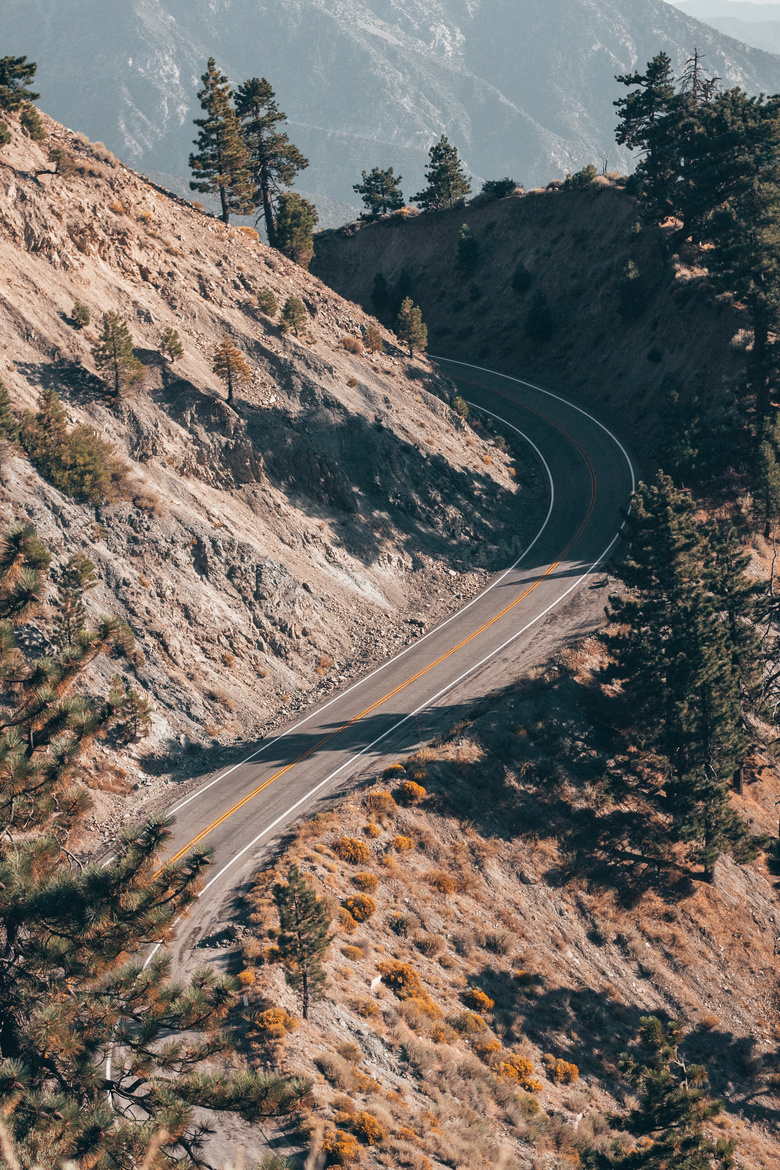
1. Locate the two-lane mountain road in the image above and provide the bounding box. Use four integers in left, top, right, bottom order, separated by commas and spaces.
119, 359, 639, 970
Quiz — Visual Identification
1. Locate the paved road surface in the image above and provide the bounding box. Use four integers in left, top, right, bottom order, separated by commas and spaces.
121, 359, 638, 972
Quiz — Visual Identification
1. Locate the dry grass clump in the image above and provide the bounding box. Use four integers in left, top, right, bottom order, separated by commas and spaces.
334, 837, 371, 864
352, 997, 381, 1018
383, 763, 407, 778
343, 894, 377, 922
462, 988, 495, 1012
543, 1054, 579, 1083
321, 1128, 361, 1165
449, 1011, 488, 1035
392, 835, 414, 852
341, 336, 364, 355
425, 871, 456, 894
700, 1014, 720, 1031
363, 823, 381, 838
378, 961, 425, 999
395, 780, 427, 805
249, 1006, 298, 1041
413, 931, 444, 958
364, 790, 397, 819
352, 871, 378, 893
341, 944, 364, 961
339, 908, 358, 933
497, 1055, 543, 1092
317, 1052, 357, 1091
351, 1111, 386, 1145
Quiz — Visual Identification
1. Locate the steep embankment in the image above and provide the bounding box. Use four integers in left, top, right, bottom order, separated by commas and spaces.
237, 644, 780, 1170
0, 114, 540, 846
312, 182, 747, 458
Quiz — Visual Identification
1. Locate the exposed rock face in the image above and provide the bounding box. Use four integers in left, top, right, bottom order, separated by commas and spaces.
6, 0, 780, 215
0, 114, 537, 817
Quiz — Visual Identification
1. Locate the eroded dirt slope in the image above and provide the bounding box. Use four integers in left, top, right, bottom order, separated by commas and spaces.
0, 114, 542, 842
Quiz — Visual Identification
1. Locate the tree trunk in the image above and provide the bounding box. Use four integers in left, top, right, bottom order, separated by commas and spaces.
733, 763, 744, 795
260, 164, 277, 249
302, 968, 310, 1020
752, 314, 771, 415
219, 183, 230, 224
226, 370, 233, 405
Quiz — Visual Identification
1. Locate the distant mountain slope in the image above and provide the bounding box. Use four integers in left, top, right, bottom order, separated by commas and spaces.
672, 0, 780, 55
6, 0, 780, 217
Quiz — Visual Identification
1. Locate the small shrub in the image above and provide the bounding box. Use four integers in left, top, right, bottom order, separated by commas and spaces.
474, 1037, 503, 1062
700, 1014, 720, 1031
364, 324, 383, 353
483, 177, 519, 199
343, 894, 376, 922
108, 200, 126, 215
388, 911, 420, 937
383, 763, 406, 777
392, 835, 414, 852
342, 335, 364, 354
338, 1042, 363, 1064
71, 301, 90, 328
365, 790, 397, 817
544, 1054, 579, 1083
257, 288, 278, 317
363, 822, 381, 838
351, 1111, 386, 1146
498, 1054, 543, 1091
0, 121, 10, 150
485, 930, 515, 955
352, 872, 378, 893
378, 961, 424, 999
20, 105, 46, 141
237, 225, 259, 241
341, 944, 364, 961
353, 997, 380, 1017
339, 908, 358, 934
347, 376, 358, 387
449, 1011, 488, 1034
430, 1022, 455, 1044
426, 871, 455, 894
463, 988, 495, 1012
334, 836, 371, 864
251, 1006, 298, 1041
452, 395, 469, 419
563, 163, 598, 190
236, 969, 256, 986
395, 780, 427, 805
413, 931, 444, 958
321, 1128, 361, 1165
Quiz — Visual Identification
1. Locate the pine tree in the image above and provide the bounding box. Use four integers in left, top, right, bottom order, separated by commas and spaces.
353, 166, 405, 219
213, 336, 252, 404
52, 551, 98, 650
189, 58, 253, 224
257, 288, 278, 317
92, 312, 145, 396
108, 675, 154, 743
20, 104, 45, 140
396, 297, 428, 356
0, 56, 39, 112
603, 473, 751, 879
412, 135, 471, 211
371, 272, 390, 313
280, 297, 308, 337
583, 1016, 735, 1169
364, 324, 384, 353
525, 289, 554, 340
272, 865, 331, 1019
615, 53, 679, 219
0, 381, 18, 441
71, 301, 89, 329
159, 326, 184, 365
275, 192, 319, 268
456, 223, 480, 274
0, 523, 311, 1167
235, 77, 308, 248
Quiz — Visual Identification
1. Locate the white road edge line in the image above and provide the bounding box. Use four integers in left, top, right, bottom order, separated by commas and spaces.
194, 372, 638, 899
100, 412, 554, 873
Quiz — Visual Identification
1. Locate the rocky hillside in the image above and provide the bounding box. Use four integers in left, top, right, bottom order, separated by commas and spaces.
7, 0, 780, 216
236, 638, 780, 1170
0, 113, 538, 843
312, 178, 747, 461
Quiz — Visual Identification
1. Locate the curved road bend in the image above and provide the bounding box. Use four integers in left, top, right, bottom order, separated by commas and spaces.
133, 359, 639, 971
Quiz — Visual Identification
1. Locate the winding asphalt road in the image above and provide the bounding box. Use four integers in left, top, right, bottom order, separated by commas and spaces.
132, 358, 639, 972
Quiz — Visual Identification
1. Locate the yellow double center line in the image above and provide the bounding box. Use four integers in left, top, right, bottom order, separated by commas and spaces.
162, 397, 597, 872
